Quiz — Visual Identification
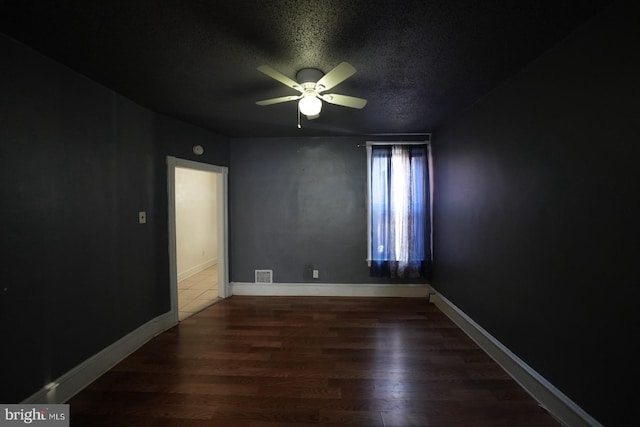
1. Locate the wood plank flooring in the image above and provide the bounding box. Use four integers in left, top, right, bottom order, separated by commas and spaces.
68, 296, 560, 426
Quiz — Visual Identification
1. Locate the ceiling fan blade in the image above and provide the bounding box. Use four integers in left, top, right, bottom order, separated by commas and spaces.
316, 62, 356, 92
257, 65, 302, 91
320, 93, 368, 109
256, 95, 301, 106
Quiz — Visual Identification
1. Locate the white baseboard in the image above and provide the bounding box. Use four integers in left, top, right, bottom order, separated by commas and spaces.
231, 282, 430, 297
177, 259, 217, 282
433, 292, 603, 427
22, 311, 177, 404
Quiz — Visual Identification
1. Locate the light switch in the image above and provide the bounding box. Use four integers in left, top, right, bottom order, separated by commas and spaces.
138, 211, 146, 224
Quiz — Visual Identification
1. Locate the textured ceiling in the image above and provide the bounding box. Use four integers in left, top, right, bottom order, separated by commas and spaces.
0, 0, 613, 138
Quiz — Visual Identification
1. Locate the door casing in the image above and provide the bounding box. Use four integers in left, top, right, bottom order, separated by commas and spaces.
167, 156, 229, 323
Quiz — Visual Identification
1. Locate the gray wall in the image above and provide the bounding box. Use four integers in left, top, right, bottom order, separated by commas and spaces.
229, 136, 428, 284
431, 2, 639, 425
0, 34, 228, 402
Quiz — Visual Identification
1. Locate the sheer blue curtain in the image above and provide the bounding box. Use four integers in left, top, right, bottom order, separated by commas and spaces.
370, 144, 431, 278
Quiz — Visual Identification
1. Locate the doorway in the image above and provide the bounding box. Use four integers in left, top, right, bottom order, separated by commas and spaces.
167, 157, 229, 322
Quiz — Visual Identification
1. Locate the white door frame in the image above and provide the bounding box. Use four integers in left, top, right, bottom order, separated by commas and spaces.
167, 156, 230, 323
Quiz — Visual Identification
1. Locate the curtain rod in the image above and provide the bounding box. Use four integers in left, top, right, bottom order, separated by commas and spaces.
357, 139, 431, 148
367, 133, 432, 136
356, 133, 432, 147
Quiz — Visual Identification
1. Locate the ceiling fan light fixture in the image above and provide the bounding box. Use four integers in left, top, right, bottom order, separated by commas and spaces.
298, 95, 322, 116
256, 62, 367, 124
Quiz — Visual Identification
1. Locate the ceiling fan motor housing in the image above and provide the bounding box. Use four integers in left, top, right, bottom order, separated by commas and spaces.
296, 68, 324, 85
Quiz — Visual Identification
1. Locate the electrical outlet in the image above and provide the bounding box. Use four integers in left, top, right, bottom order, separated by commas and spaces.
312, 269, 319, 279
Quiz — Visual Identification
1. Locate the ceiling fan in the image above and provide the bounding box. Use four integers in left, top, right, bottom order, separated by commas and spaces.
255, 62, 367, 120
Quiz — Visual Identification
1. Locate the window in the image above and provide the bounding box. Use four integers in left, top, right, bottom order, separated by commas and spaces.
367, 142, 432, 278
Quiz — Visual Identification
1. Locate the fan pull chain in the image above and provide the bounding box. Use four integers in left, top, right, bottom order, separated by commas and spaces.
297, 105, 301, 128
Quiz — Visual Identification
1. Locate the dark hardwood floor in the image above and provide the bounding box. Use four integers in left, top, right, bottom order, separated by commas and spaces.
68, 296, 560, 426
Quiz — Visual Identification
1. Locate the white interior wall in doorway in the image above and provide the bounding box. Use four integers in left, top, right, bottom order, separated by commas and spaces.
167, 156, 229, 323
175, 167, 218, 281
